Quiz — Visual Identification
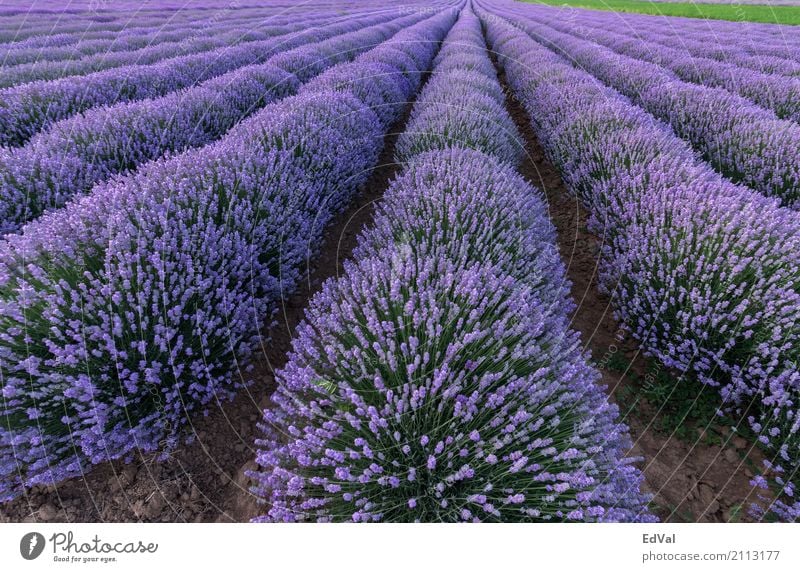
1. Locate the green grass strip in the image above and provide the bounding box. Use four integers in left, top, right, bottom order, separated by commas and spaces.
520, 0, 800, 25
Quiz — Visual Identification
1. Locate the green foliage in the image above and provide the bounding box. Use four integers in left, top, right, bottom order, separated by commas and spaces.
521, 0, 800, 25
605, 351, 631, 374
636, 363, 731, 443
599, 351, 732, 444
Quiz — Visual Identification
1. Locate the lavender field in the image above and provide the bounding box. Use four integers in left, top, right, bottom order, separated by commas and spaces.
0, 0, 797, 524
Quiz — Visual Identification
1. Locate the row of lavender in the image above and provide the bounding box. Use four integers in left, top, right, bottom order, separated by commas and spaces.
0, 6, 402, 147
550, 6, 800, 70
482, 3, 800, 209
0, 15, 230, 48
626, 22, 800, 76
0, 5, 294, 69
251, 6, 653, 522
0, 11, 317, 88
0, 10, 226, 45
477, 1, 799, 521
0, 3, 307, 45
0, 9, 424, 234
543, 7, 800, 79
0, 1, 283, 15
526, 9, 800, 125
0, 4, 458, 503
0, 6, 404, 146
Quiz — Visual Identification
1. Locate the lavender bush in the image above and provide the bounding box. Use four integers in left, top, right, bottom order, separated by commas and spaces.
0, 10, 216, 46
358, 47, 425, 93
0, 13, 426, 234
557, 21, 800, 124
495, 9, 800, 208
0, 17, 302, 89
0, 4, 286, 45
252, 8, 652, 523
395, 16, 522, 165
0, 7, 458, 502
304, 62, 412, 128
514, 4, 800, 75
480, 2, 800, 521
0, 10, 289, 67
0, 11, 399, 147
252, 149, 653, 522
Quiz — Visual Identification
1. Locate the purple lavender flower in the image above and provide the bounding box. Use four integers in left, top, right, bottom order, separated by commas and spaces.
0, 12, 433, 233
0, 10, 414, 147
479, 1, 800, 522
0, 8, 459, 502
251, 146, 653, 522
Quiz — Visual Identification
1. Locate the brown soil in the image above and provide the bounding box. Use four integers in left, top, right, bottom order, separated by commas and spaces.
0, 88, 420, 524
488, 51, 765, 522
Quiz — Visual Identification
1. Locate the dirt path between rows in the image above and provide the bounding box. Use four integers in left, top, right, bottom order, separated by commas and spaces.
487, 48, 765, 522
0, 83, 426, 524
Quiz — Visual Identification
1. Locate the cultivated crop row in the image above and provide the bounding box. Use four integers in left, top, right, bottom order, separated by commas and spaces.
485, 5, 800, 209
0, 6, 305, 69
563, 8, 800, 66
251, 6, 653, 523
478, 1, 799, 522
524, 12, 800, 126
0, 13, 331, 88
542, 8, 800, 78
0, 4, 293, 45
0, 1, 458, 505
0, 11, 225, 46
0, 9, 405, 147
0, 9, 427, 233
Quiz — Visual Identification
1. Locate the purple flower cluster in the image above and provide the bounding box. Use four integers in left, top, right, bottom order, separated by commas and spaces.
252, 148, 653, 523
0, 12, 429, 234
491, 5, 800, 208
523, 13, 800, 125
0, 6, 458, 502
0, 8, 288, 67
304, 63, 411, 129
0, 11, 202, 46
0, 3, 280, 45
0, 15, 308, 89
527, 4, 800, 77
480, 2, 800, 521
395, 10, 522, 166
251, 8, 653, 523
0, 10, 400, 147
